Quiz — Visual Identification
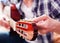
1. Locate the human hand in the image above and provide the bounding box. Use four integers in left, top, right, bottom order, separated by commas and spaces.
0, 18, 10, 29
33, 15, 60, 34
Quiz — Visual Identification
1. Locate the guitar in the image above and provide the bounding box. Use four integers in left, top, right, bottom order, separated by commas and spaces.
16, 20, 38, 41
11, 4, 38, 41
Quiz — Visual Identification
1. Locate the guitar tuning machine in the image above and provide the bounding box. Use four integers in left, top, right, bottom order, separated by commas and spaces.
19, 34, 21, 37
16, 21, 38, 41
23, 36, 25, 39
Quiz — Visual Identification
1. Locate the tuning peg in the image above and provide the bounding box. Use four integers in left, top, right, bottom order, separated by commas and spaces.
21, 36, 23, 38
23, 36, 25, 39
19, 34, 23, 38
19, 34, 21, 37
20, 30, 23, 34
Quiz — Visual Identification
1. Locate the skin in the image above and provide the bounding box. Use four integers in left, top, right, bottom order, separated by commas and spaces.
33, 15, 60, 34
0, 19, 10, 29
23, 0, 33, 7
0, 2, 10, 29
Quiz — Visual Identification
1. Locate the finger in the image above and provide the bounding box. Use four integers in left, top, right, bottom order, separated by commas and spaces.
0, 20, 10, 29
36, 20, 48, 30
33, 15, 49, 23
36, 21, 50, 34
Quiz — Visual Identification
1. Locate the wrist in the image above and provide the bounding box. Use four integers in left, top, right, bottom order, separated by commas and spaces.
53, 20, 60, 34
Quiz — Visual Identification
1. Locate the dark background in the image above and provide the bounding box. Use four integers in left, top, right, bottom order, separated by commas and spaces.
0, 30, 27, 43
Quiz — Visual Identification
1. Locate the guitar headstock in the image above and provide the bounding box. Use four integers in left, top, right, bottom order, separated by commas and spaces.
16, 20, 38, 41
